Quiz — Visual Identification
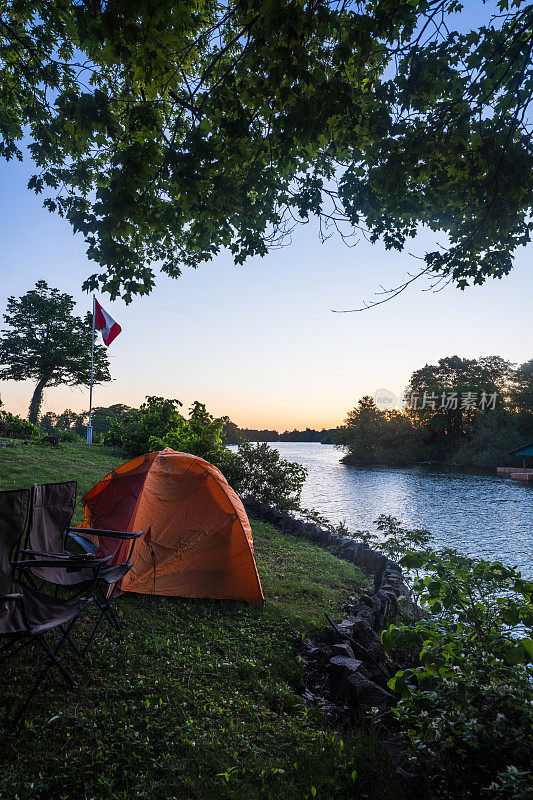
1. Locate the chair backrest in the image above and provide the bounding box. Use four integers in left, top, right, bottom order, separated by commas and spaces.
0, 489, 31, 595
28, 482, 77, 555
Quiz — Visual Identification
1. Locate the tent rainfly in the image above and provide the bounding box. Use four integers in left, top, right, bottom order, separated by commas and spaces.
76, 448, 264, 604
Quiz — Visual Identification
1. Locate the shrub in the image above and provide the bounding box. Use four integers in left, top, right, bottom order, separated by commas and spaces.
382, 548, 533, 800
103, 396, 184, 455
226, 440, 307, 511
51, 429, 82, 442
372, 514, 432, 561
0, 411, 40, 439
149, 401, 230, 465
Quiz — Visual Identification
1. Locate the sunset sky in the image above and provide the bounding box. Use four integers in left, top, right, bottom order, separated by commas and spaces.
0, 1, 531, 432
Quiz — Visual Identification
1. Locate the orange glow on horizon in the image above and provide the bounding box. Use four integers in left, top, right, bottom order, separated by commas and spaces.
2, 382, 346, 433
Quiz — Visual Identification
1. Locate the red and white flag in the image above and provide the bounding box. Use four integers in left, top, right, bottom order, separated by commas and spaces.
94, 300, 121, 346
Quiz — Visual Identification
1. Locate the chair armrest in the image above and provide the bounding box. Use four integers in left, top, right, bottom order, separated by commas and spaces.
21, 548, 97, 561
12, 555, 113, 571
21, 549, 72, 559
68, 528, 144, 540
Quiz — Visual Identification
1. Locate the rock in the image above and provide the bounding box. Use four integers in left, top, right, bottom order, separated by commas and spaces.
366, 638, 388, 665
307, 524, 323, 541
359, 594, 374, 610
350, 615, 375, 646
316, 529, 331, 545
307, 645, 326, 658
346, 672, 395, 710
333, 642, 355, 659
266, 509, 284, 526
329, 656, 363, 682
329, 656, 364, 697
282, 516, 297, 533
335, 618, 357, 639
336, 537, 354, 555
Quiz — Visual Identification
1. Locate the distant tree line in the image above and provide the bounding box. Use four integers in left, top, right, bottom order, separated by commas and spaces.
36, 406, 338, 447
223, 423, 337, 445
39, 404, 134, 441
339, 356, 533, 469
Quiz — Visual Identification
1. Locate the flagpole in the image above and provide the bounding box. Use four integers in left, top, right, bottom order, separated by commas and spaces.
87, 295, 95, 445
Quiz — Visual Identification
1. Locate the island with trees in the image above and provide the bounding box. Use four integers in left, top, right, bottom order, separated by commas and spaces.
339, 355, 533, 469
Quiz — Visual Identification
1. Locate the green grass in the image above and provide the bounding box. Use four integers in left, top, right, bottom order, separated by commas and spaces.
0, 440, 124, 523
0, 442, 406, 800
254, 521, 363, 628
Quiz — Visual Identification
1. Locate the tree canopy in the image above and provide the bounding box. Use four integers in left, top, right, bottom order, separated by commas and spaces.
0, 281, 111, 422
1, 1, 531, 301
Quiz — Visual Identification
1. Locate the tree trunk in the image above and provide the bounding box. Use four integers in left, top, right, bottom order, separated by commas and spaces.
28, 377, 48, 425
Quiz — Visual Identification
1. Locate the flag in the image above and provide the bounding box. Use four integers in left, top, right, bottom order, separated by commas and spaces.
94, 299, 121, 346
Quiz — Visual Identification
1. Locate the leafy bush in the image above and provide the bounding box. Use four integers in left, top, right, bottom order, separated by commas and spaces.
226, 440, 307, 511
150, 401, 230, 465
382, 548, 533, 800
104, 396, 184, 455
372, 515, 432, 561
0, 411, 39, 439
303, 513, 433, 555
50, 429, 81, 442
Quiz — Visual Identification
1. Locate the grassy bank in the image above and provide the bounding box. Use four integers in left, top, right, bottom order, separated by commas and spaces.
0, 440, 124, 522
0, 441, 406, 800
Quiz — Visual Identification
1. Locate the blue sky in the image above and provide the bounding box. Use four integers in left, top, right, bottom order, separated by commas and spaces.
0, 2, 531, 430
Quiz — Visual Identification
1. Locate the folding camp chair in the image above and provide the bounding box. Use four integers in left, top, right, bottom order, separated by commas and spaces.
0, 488, 109, 727
22, 482, 142, 655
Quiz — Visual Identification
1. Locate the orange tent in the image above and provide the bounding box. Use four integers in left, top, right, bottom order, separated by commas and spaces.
78, 448, 263, 604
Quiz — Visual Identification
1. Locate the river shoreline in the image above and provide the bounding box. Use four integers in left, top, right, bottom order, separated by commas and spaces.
339, 453, 502, 472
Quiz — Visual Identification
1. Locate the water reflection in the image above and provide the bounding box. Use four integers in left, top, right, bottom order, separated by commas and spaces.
261, 443, 532, 575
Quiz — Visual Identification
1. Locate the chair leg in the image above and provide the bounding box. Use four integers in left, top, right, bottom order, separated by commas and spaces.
82, 585, 123, 656
105, 600, 121, 630
9, 623, 78, 729
98, 586, 121, 630
34, 633, 77, 688
9, 655, 51, 729
82, 606, 107, 658
63, 630, 85, 660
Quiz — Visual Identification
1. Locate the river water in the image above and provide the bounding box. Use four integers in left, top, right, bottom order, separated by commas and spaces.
264, 442, 532, 576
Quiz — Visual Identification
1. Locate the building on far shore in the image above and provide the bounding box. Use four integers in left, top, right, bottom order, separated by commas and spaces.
497, 441, 533, 483
506, 440, 533, 469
